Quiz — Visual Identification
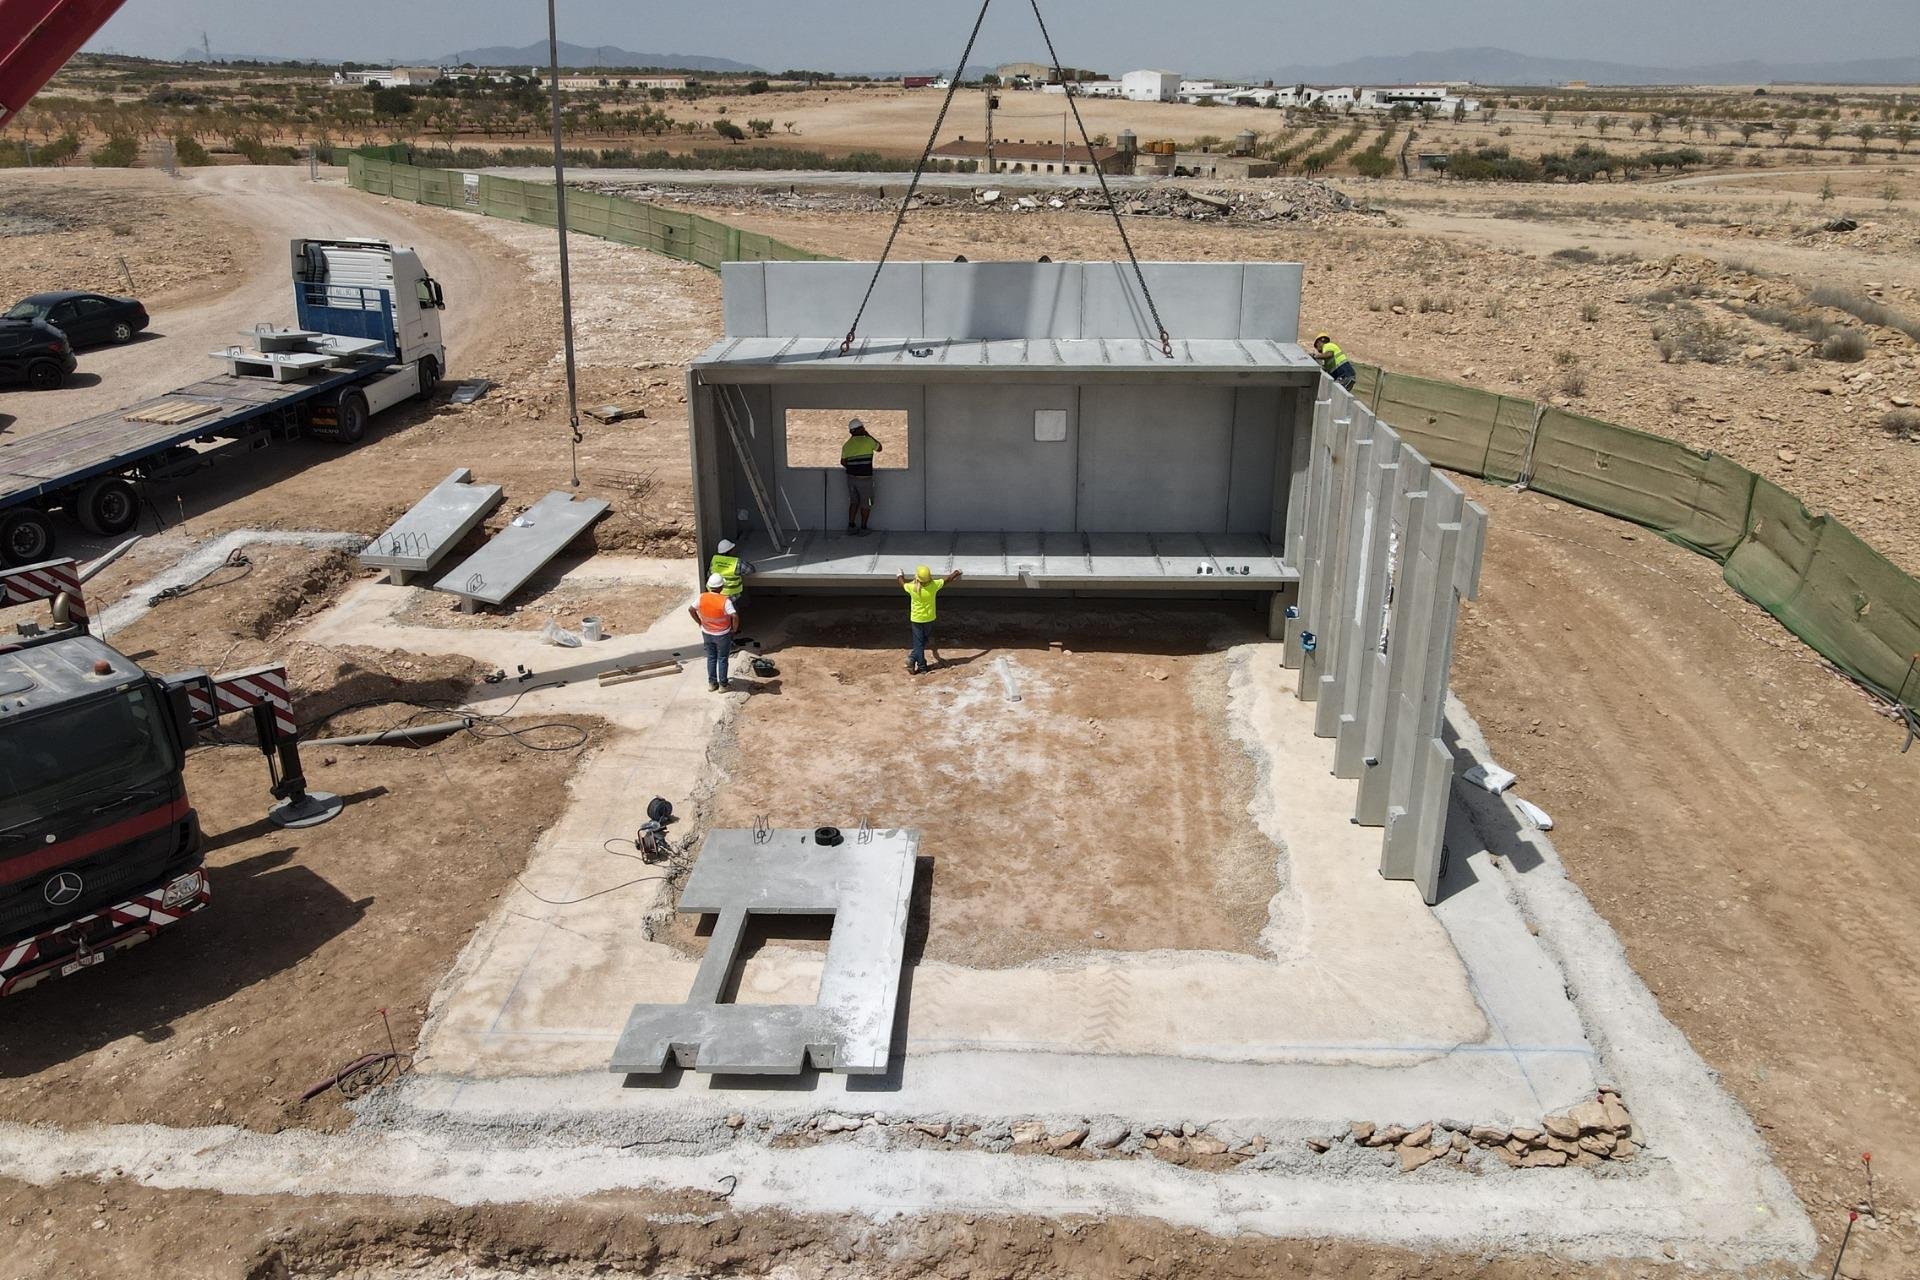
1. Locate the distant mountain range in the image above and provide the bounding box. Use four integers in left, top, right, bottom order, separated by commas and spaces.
423, 42, 762, 74
1259, 46, 1920, 88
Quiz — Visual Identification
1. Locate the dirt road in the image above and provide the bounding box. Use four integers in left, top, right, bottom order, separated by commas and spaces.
2, 167, 516, 439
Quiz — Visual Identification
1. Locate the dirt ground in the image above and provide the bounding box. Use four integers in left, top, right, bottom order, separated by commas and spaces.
699, 601, 1277, 968
0, 1174, 1739, 1280
0, 171, 238, 307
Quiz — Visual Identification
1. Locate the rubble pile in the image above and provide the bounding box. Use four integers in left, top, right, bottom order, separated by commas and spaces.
579, 178, 1385, 227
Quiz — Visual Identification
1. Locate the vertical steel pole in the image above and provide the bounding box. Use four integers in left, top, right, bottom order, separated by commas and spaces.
546, 0, 583, 486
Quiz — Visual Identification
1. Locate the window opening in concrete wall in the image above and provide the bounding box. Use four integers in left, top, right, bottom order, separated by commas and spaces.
1034, 409, 1068, 442
784, 408, 910, 470
714, 912, 835, 1005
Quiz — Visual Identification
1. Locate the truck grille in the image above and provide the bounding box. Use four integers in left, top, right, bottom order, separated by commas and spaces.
0, 820, 196, 945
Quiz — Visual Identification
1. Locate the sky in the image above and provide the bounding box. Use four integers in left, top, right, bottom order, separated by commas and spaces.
86, 0, 1918, 73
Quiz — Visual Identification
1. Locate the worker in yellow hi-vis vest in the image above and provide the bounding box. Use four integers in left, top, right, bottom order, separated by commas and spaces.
707, 539, 754, 615
840, 418, 883, 536
1313, 334, 1358, 390
895, 564, 964, 675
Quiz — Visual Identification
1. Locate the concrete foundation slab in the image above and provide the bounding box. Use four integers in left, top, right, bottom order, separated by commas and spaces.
433, 490, 610, 608
609, 828, 917, 1076
358, 467, 503, 585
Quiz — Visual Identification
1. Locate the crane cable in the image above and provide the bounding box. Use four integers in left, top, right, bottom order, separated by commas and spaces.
1025, 0, 1171, 357
838, 0, 1173, 358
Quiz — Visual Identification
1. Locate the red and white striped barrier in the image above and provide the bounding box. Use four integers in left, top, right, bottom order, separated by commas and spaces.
185, 664, 299, 740
0, 557, 87, 625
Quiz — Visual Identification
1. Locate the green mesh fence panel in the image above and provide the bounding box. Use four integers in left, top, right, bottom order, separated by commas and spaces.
1725, 480, 1920, 709
1527, 408, 1756, 560
1367, 370, 1535, 482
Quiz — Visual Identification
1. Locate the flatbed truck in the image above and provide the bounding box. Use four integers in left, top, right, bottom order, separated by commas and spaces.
0, 237, 447, 566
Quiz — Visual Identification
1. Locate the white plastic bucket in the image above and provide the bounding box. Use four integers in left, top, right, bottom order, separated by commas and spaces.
581, 616, 604, 642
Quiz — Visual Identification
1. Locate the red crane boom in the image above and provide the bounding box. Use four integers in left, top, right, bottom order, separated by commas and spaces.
0, 0, 127, 124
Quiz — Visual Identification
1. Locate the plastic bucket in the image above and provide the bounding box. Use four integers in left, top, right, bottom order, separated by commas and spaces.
581, 616, 604, 642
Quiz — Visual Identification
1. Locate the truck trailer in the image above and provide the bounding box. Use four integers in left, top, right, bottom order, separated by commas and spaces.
0, 237, 447, 566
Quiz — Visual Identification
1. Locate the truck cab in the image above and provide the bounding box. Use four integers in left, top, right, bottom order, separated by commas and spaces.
0, 633, 206, 993
291, 237, 446, 382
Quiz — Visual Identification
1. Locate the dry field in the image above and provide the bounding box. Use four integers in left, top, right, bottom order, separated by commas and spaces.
0, 160, 1916, 1277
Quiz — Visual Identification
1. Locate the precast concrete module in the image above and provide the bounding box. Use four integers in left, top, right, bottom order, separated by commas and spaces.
684, 260, 1484, 900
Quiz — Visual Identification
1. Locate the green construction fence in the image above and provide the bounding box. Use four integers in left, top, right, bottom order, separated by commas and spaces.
1353, 364, 1920, 714
347, 154, 1917, 713
347, 153, 835, 269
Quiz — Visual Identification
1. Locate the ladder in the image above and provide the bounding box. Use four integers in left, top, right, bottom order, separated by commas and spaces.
714, 384, 792, 553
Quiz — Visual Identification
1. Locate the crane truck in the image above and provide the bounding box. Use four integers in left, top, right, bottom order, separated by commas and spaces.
0, 237, 447, 566
0, 549, 339, 996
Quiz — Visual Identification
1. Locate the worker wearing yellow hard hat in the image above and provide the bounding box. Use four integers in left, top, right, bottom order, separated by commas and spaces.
1312, 333, 1358, 390
895, 563, 964, 675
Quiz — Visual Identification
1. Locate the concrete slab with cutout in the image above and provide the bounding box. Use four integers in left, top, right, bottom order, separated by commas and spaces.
433, 490, 609, 610
610, 827, 916, 1076
359, 467, 503, 585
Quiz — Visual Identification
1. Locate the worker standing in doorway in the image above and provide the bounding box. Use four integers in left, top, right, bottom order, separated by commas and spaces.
708, 539, 753, 616
689, 572, 739, 691
896, 564, 963, 675
841, 418, 882, 535
1313, 334, 1358, 390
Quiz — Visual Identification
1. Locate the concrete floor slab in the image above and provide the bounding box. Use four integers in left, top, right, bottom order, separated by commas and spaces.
610, 828, 917, 1076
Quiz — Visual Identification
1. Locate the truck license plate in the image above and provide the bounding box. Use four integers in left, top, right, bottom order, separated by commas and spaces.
60, 954, 105, 977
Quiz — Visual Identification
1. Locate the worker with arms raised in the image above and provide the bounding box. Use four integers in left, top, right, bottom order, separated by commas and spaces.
895, 564, 963, 675
841, 418, 882, 535
708, 539, 754, 616
688, 572, 739, 691
1313, 333, 1358, 390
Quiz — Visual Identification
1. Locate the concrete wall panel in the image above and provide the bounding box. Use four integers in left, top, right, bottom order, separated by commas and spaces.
1238, 263, 1305, 341
764, 262, 923, 340
1076, 385, 1235, 532
1079, 263, 1247, 341
924, 384, 1079, 531
1226, 387, 1282, 535
920, 262, 1083, 341
721, 262, 769, 337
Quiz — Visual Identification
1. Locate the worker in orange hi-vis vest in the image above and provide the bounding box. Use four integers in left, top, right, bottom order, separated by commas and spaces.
687, 572, 739, 691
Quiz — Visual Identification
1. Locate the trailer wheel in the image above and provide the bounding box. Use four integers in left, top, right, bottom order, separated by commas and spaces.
415, 354, 439, 402
77, 477, 140, 537
0, 509, 54, 567
25, 360, 63, 391
336, 390, 370, 445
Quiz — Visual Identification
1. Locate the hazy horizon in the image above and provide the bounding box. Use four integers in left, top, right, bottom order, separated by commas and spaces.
85, 1, 1919, 76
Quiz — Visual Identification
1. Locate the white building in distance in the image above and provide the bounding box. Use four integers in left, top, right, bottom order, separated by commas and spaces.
1121, 69, 1181, 102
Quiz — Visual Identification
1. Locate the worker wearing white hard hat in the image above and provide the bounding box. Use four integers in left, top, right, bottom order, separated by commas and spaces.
708, 538, 755, 615
688, 572, 739, 691
840, 418, 883, 536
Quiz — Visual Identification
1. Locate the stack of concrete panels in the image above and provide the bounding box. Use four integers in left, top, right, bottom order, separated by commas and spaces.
1283, 378, 1487, 904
